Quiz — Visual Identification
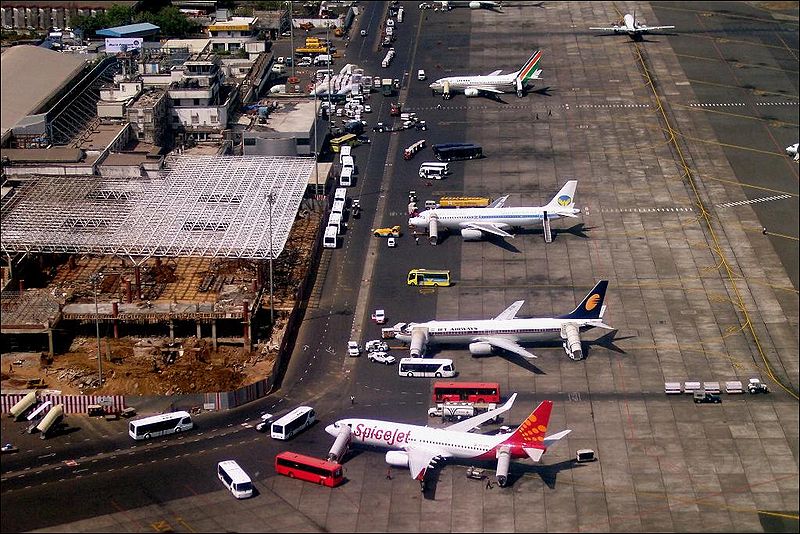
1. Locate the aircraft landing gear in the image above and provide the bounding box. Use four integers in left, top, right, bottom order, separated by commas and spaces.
516, 90, 523, 98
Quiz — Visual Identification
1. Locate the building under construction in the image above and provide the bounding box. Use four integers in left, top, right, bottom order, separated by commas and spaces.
1, 155, 328, 368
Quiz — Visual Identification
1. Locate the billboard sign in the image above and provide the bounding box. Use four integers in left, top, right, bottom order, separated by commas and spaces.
105, 38, 142, 53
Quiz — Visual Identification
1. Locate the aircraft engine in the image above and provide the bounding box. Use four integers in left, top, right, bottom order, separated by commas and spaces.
469, 342, 494, 356
469, 1, 482, 8
561, 323, 583, 360
460, 228, 484, 241
428, 217, 439, 245
410, 327, 428, 357
496, 447, 511, 487
385, 450, 409, 468
326, 424, 351, 463
464, 88, 480, 97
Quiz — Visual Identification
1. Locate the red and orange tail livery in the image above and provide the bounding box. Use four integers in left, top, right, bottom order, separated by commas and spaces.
505, 400, 552, 446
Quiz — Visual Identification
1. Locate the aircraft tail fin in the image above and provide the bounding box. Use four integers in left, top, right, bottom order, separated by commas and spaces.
503, 400, 552, 447
515, 50, 543, 82
546, 180, 577, 210
559, 280, 608, 320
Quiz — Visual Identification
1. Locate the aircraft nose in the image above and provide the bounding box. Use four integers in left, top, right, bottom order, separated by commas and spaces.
408, 216, 425, 228
324, 423, 338, 436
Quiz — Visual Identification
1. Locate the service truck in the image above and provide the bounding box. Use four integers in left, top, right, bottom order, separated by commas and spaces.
428, 401, 499, 422
382, 78, 395, 96
438, 196, 492, 208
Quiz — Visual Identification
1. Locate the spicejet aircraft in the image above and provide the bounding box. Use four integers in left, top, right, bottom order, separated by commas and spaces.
428, 50, 542, 99
393, 280, 612, 360
589, 12, 675, 40
324, 393, 571, 487
408, 180, 579, 244
436, 0, 503, 11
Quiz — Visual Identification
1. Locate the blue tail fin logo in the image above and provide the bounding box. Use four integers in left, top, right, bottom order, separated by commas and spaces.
559, 281, 608, 320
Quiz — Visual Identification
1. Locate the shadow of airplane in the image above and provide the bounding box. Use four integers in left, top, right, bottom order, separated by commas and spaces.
584, 329, 634, 357
506, 458, 584, 488
496, 351, 546, 374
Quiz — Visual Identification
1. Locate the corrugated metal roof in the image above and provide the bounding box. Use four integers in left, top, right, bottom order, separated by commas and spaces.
97, 22, 160, 37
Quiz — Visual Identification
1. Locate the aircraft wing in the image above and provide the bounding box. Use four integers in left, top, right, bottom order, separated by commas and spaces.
463, 221, 514, 238
474, 336, 538, 359
486, 69, 503, 76
589, 26, 619, 31
404, 446, 451, 480
641, 25, 675, 31
488, 195, 509, 208
445, 393, 517, 433
494, 300, 524, 320
468, 85, 504, 94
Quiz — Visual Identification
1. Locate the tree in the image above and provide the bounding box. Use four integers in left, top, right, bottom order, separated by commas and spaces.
138, 6, 201, 38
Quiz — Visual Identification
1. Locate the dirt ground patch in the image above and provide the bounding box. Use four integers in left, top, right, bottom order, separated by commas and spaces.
1, 337, 276, 395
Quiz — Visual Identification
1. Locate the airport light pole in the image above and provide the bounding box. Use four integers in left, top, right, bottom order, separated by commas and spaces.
267, 192, 276, 324
89, 272, 104, 385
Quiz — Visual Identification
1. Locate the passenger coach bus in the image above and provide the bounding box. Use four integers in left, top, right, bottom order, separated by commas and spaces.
271, 406, 316, 440
398, 358, 456, 378
330, 133, 359, 153
432, 143, 482, 162
433, 381, 501, 404
275, 451, 344, 487
407, 269, 451, 287
128, 411, 194, 440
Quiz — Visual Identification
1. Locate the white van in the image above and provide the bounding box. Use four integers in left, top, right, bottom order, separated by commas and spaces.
328, 212, 342, 234
334, 187, 347, 203
339, 166, 353, 187
323, 225, 338, 248
217, 460, 253, 499
314, 54, 332, 66
271, 406, 316, 440
387, 18, 395, 27
397, 7, 405, 22
341, 155, 354, 171
417, 69, 426, 81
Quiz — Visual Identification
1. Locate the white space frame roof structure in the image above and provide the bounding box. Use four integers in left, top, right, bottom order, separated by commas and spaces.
1, 156, 316, 260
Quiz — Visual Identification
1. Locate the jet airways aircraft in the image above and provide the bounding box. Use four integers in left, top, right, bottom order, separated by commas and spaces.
590, 12, 675, 40
429, 49, 542, 99
393, 280, 612, 360
324, 393, 571, 488
436, 0, 503, 10
408, 180, 579, 244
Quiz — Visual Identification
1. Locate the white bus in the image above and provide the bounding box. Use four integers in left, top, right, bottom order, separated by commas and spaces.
271, 406, 316, 440
340, 166, 353, 187
332, 198, 346, 215
334, 187, 347, 203
128, 411, 194, 440
398, 358, 456, 378
328, 212, 342, 234
217, 460, 253, 499
323, 225, 338, 248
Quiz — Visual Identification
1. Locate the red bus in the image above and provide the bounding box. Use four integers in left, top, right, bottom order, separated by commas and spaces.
274, 451, 344, 487
432, 381, 501, 404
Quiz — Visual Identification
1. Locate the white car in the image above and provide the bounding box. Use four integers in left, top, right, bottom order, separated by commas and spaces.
360, 29, 367, 36
347, 341, 361, 357
363, 104, 372, 113
371, 309, 386, 324
298, 57, 313, 67
365, 340, 389, 352
368, 352, 396, 365
387, 237, 396, 248
277, 56, 285, 64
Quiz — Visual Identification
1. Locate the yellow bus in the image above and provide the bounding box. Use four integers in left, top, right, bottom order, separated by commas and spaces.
407, 269, 451, 287
330, 133, 359, 153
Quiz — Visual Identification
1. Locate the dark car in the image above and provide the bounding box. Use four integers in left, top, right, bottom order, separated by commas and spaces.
693, 391, 722, 404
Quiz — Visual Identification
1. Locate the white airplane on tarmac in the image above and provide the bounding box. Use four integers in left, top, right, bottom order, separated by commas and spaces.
324, 393, 571, 488
787, 143, 799, 161
589, 12, 675, 40
393, 280, 612, 361
429, 50, 542, 99
435, 0, 503, 10
408, 180, 579, 244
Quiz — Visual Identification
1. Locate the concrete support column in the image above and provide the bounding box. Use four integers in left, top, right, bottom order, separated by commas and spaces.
212, 320, 218, 351
134, 265, 141, 299
242, 300, 250, 346
48, 330, 54, 356
112, 302, 119, 338
196, 322, 202, 339
169, 320, 175, 340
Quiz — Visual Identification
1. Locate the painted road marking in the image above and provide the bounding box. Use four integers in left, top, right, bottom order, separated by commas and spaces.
717, 194, 792, 208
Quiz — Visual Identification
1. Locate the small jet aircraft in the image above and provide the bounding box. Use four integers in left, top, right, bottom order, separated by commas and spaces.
408, 180, 579, 244
393, 280, 612, 360
431, 1, 503, 11
429, 50, 542, 99
325, 393, 571, 488
590, 12, 675, 40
